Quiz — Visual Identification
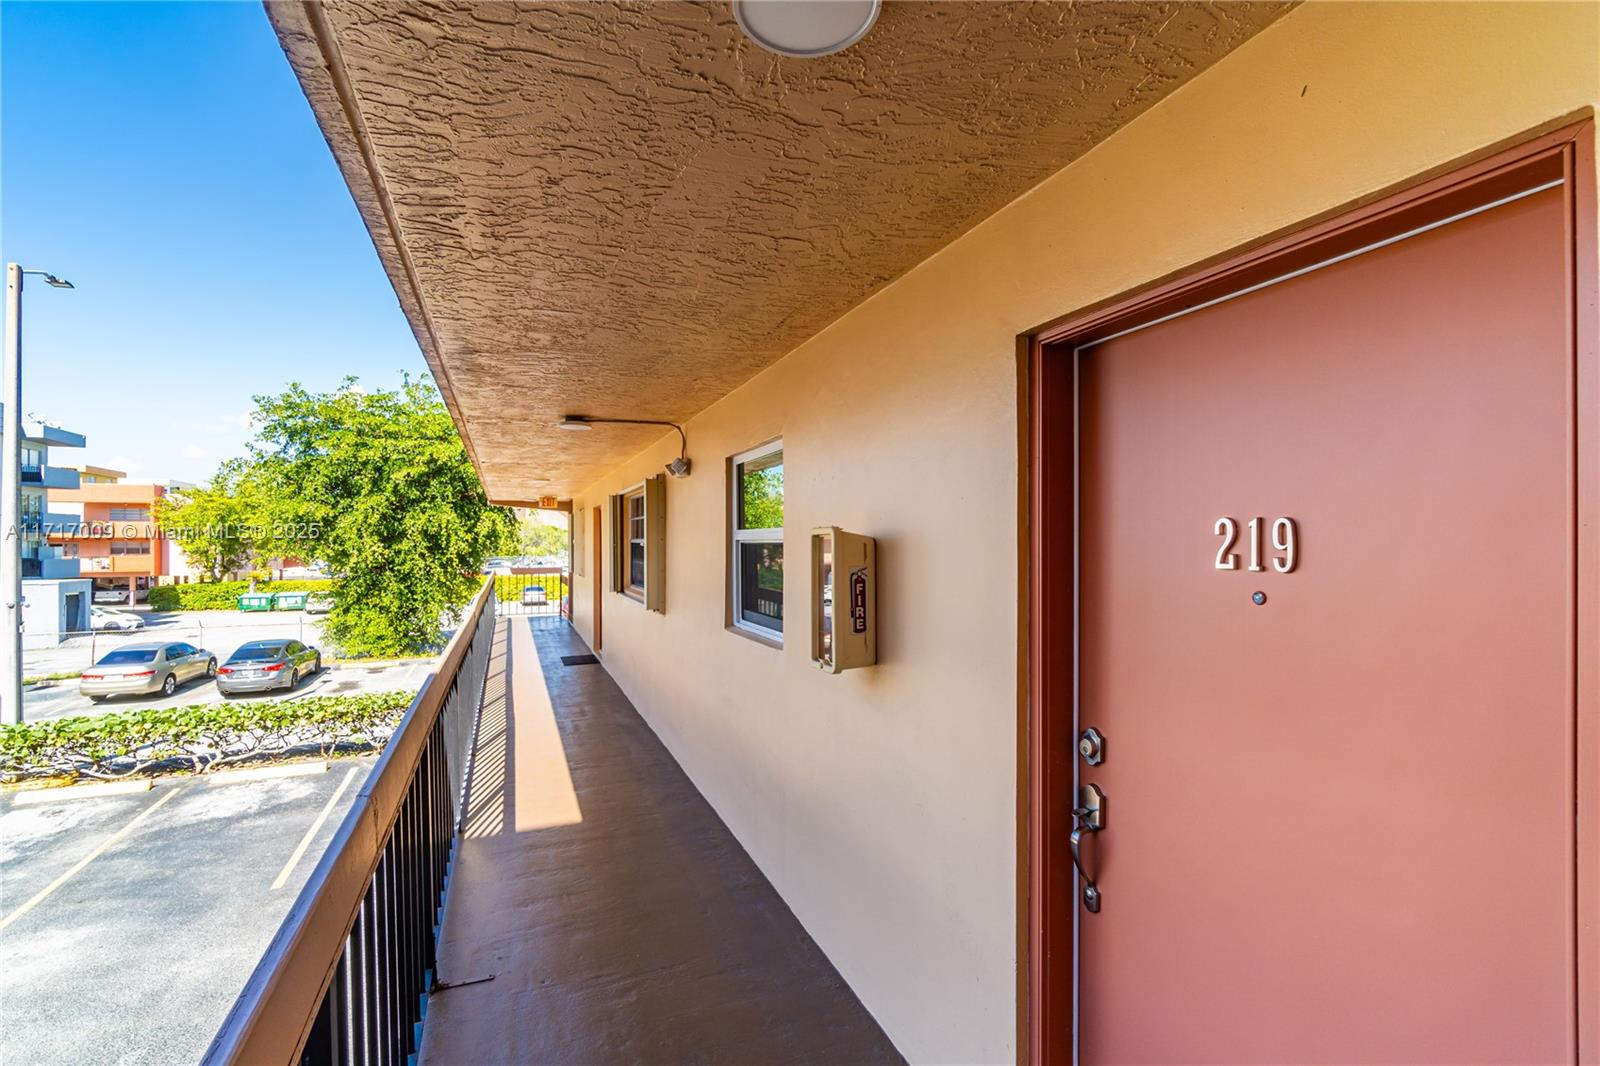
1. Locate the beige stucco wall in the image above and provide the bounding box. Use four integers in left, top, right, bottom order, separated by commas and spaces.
564, 4, 1598, 1062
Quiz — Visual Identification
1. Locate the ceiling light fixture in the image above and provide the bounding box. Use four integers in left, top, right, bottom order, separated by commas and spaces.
732, 0, 880, 58
556, 415, 693, 478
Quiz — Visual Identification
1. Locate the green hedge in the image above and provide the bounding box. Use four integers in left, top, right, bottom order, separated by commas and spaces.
147, 578, 335, 612
492, 573, 565, 604
0, 691, 411, 782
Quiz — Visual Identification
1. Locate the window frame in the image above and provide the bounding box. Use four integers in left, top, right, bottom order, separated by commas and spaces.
623, 484, 647, 602
729, 439, 784, 644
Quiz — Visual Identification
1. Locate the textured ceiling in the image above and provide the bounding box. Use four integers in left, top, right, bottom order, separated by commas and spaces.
268, 0, 1292, 501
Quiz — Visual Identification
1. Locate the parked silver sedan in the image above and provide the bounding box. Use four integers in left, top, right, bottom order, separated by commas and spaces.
79, 642, 218, 702
216, 639, 323, 697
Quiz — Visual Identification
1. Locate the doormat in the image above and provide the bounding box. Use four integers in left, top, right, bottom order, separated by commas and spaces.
560, 654, 600, 666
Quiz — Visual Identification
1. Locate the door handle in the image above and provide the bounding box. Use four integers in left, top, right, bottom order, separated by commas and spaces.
1071, 783, 1105, 913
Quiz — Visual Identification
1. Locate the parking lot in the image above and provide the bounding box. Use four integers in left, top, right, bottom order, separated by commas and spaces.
22, 609, 437, 721
0, 759, 377, 1065
25, 608, 336, 678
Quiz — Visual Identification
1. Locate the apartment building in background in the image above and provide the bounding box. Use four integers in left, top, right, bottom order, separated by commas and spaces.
2, 406, 92, 646
49, 469, 215, 603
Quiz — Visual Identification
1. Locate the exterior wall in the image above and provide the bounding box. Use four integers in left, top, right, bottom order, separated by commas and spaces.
19, 423, 84, 581
561, 4, 1598, 1062
21, 578, 92, 649
50, 485, 167, 587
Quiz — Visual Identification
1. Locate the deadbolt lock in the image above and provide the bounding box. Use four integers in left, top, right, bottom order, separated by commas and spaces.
1078, 727, 1105, 766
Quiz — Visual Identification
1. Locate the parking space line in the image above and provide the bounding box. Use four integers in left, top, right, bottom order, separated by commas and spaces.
270, 766, 358, 891
0, 788, 180, 931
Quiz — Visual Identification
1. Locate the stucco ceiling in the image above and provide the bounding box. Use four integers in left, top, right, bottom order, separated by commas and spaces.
268, 0, 1292, 502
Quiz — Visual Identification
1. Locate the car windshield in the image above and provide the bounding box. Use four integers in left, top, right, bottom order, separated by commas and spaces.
96, 649, 157, 665
229, 644, 286, 662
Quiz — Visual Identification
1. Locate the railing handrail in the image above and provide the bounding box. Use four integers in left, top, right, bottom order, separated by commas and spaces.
203, 578, 496, 1065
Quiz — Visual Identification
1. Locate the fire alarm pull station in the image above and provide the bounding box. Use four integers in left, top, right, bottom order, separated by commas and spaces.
811, 527, 876, 673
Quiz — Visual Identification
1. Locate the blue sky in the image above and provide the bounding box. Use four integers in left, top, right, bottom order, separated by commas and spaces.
1, 1, 421, 484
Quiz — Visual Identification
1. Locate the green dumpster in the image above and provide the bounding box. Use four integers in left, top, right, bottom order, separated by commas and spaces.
272, 591, 309, 611
237, 592, 274, 612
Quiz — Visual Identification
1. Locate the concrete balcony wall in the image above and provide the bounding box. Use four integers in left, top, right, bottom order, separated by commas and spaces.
38, 555, 81, 580
22, 466, 81, 491
77, 555, 153, 576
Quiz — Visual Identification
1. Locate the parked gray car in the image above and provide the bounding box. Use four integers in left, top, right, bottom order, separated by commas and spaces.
79, 642, 217, 702
216, 639, 323, 696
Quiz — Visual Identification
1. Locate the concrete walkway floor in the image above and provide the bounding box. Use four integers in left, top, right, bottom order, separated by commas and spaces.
418, 617, 904, 1065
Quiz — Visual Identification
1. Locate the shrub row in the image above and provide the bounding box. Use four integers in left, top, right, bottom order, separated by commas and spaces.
147, 578, 335, 612
0, 691, 412, 782
491, 573, 566, 604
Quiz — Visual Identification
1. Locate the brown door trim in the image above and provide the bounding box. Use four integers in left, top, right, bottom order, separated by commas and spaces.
1022, 119, 1597, 1065
592, 504, 603, 652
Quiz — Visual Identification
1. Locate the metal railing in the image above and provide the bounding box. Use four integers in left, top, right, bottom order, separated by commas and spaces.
491, 569, 568, 617
203, 579, 497, 1065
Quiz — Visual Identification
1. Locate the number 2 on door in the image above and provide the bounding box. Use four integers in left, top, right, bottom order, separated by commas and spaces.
1215, 516, 1296, 573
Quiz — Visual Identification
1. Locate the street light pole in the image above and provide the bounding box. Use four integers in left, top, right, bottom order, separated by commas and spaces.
3, 263, 73, 725
3, 264, 25, 725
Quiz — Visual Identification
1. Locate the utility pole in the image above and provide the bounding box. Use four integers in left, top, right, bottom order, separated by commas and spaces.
4, 264, 25, 725
3, 263, 73, 725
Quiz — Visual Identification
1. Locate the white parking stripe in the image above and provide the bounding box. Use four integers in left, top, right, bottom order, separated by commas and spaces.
0, 789, 180, 930
270, 766, 358, 891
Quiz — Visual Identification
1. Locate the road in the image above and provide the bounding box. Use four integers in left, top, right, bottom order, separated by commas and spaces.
0, 759, 376, 1065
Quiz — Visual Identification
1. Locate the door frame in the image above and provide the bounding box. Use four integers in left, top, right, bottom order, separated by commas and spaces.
1022, 119, 1597, 1065
592, 504, 604, 652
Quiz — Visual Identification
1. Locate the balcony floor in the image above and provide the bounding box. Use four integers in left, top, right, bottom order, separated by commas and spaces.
418, 617, 903, 1065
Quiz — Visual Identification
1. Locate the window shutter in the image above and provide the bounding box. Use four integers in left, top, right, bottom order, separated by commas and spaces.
574, 509, 585, 578
608, 494, 624, 593
645, 474, 666, 613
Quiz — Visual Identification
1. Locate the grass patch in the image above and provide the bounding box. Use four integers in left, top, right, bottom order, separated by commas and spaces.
23, 671, 81, 686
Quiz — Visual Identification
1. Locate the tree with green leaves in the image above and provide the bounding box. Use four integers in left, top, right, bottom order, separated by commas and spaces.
154, 462, 283, 583
518, 513, 569, 560
236, 376, 518, 656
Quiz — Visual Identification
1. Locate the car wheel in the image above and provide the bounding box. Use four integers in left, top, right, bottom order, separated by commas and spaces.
206, 658, 218, 678
161, 674, 177, 697
89, 695, 106, 703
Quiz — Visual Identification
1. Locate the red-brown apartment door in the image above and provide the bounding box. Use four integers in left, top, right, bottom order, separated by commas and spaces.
1073, 183, 1574, 1062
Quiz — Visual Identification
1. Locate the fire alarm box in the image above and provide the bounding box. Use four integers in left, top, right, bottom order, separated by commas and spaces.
811, 527, 876, 673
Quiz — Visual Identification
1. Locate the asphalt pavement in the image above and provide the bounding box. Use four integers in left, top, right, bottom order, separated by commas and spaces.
24, 609, 336, 678
21, 607, 438, 721
0, 759, 376, 1065
22, 657, 437, 722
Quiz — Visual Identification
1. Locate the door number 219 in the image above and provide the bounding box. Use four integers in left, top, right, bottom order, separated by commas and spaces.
1214, 516, 1297, 573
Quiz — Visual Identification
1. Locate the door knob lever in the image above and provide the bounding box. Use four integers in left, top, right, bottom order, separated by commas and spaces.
1071, 783, 1105, 913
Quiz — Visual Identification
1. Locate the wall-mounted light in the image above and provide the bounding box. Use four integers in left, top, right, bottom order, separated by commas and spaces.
733, 0, 880, 58
555, 415, 692, 478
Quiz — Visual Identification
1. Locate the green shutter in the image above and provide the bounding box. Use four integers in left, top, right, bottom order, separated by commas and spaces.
608, 494, 624, 593
645, 475, 666, 613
